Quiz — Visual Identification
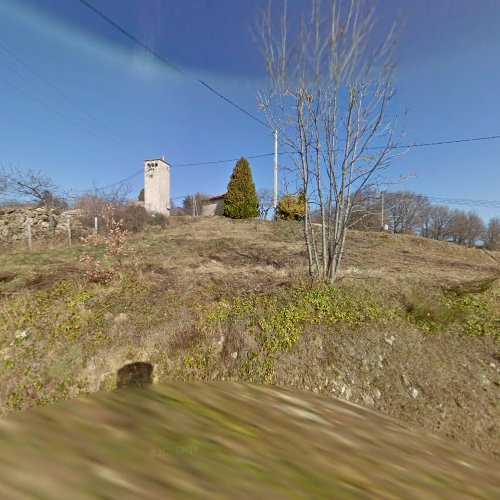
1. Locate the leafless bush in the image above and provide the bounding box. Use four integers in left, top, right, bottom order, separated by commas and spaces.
114, 205, 151, 233
79, 206, 131, 284
75, 183, 132, 227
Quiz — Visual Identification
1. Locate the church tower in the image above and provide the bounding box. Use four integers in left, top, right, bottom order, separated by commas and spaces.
144, 157, 171, 216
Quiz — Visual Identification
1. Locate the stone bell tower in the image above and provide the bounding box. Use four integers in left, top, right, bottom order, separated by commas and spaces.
144, 157, 171, 216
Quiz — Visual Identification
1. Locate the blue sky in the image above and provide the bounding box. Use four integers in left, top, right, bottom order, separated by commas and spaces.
0, 0, 499, 220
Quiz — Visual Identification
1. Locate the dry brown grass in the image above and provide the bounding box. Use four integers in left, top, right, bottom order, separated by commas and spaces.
1, 216, 497, 295
0, 216, 499, 459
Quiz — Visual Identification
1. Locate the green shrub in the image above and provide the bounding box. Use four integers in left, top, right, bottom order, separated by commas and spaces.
442, 293, 500, 338
277, 192, 306, 221
403, 277, 499, 338
204, 285, 388, 354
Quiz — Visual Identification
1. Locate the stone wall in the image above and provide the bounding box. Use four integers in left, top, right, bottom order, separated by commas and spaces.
0, 206, 82, 244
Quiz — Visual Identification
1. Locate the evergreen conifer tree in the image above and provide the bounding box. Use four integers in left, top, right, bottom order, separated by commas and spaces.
223, 158, 259, 219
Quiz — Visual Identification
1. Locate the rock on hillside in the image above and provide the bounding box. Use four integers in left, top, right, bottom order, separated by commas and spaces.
0, 382, 498, 498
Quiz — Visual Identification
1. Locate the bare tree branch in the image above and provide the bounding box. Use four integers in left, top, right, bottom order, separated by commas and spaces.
258, 0, 406, 281
0, 164, 67, 212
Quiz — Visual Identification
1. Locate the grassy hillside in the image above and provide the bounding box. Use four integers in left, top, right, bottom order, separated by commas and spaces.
0, 216, 499, 457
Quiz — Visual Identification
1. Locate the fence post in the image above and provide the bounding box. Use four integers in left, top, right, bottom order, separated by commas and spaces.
48, 212, 55, 236
27, 218, 32, 249
67, 217, 72, 246
94, 216, 98, 234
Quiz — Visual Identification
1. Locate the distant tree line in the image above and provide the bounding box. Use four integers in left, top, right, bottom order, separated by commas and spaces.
2, 164, 497, 250
344, 189, 499, 249
256, 187, 498, 251
257, 187, 498, 250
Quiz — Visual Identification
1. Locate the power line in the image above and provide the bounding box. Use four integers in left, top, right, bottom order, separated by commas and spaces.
0, 41, 145, 157
197, 79, 268, 128
77, 0, 182, 74
69, 152, 278, 193
172, 152, 275, 168
21, 0, 500, 165
72, 0, 500, 195
412, 134, 500, 148
428, 196, 500, 209
71, 148, 500, 205
0, 73, 140, 154
31, 0, 500, 207
82, 0, 500, 147
77, 0, 268, 129
96, 170, 144, 190
169, 134, 500, 170
365, 134, 500, 151
1, 0, 497, 215
59, 161, 500, 211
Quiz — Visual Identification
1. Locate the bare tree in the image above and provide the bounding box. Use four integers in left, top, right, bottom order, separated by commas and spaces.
0, 164, 66, 211
385, 191, 430, 235
464, 212, 485, 247
182, 192, 209, 216
485, 216, 500, 249
347, 188, 382, 231
75, 182, 131, 217
258, 0, 406, 281
449, 209, 485, 247
425, 205, 454, 240
258, 188, 274, 219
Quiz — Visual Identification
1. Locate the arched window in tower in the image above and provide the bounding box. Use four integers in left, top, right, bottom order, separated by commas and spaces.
146, 162, 155, 178
143, 158, 171, 216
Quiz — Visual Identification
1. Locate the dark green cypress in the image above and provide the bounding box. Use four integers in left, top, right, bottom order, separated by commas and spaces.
223, 158, 260, 219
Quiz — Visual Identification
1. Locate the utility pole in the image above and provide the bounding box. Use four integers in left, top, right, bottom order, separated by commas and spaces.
273, 129, 278, 220
380, 191, 385, 231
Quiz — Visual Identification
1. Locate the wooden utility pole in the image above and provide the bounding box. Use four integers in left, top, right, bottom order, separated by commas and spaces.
273, 129, 278, 220
192, 195, 198, 217
381, 191, 385, 231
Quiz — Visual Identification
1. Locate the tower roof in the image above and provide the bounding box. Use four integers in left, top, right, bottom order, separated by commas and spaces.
144, 157, 170, 165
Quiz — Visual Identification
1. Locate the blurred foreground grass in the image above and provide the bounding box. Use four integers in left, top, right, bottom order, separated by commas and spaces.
0, 382, 498, 498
